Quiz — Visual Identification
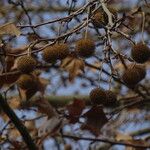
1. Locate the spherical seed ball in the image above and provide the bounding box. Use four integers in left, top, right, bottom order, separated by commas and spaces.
17, 74, 38, 90
76, 38, 95, 58
42, 45, 58, 63
55, 43, 69, 59
105, 90, 117, 106
131, 43, 150, 63
135, 64, 146, 80
64, 144, 72, 150
17, 56, 36, 73
92, 12, 105, 28
0, 73, 20, 88
43, 43, 69, 63
90, 88, 107, 105
122, 64, 146, 87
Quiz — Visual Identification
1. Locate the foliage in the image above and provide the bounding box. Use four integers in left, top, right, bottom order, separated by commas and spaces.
0, 0, 150, 149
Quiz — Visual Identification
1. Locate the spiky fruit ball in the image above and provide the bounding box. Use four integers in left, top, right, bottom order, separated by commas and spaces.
76, 38, 95, 58
90, 88, 107, 105
17, 74, 38, 90
56, 43, 69, 59
92, 7, 117, 28
64, 144, 72, 150
122, 64, 146, 87
131, 43, 150, 63
92, 12, 105, 28
0, 73, 20, 88
105, 90, 117, 106
43, 45, 58, 63
17, 56, 36, 73
43, 43, 69, 63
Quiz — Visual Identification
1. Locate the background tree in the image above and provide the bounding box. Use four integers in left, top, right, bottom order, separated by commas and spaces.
0, 0, 150, 149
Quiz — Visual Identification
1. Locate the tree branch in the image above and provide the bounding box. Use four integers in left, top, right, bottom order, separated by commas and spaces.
62, 134, 150, 148
130, 128, 150, 137
0, 94, 37, 150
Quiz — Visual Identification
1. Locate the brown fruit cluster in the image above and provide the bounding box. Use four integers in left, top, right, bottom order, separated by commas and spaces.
17, 74, 38, 90
105, 90, 117, 106
43, 43, 69, 63
0, 73, 20, 88
90, 88, 107, 105
75, 38, 95, 58
92, 7, 117, 28
92, 12, 105, 28
17, 56, 36, 73
131, 43, 150, 63
90, 88, 117, 106
122, 64, 146, 87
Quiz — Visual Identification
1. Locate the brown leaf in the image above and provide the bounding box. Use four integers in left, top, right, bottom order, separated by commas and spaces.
38, 116, 62, 137
18, 75, 48, 100
37, 116, 65, 147
8, 97, 20, 109
61, 56, 84, 81
32, 98, 57, 118
37, 77, 49, 95
5, 56, 15, 71
116, 132, 133, 141
18, 88, 37, 101
0, 113, 9, 122
9, 141, 23, 150
9, 128, 20, 140
26, 88, 38, 100
66, 99, 85, 123
0, 73, 20, 88
81, 106, 108, 136
0, 22, 21, 37
24, 120, 37, 137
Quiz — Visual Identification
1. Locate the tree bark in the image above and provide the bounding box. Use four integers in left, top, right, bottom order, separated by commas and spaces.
0, 94, 37, 150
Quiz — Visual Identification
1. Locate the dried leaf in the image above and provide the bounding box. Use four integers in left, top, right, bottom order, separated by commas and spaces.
66, 99, 85, 123
9, 128, 20, 140
25, 121, 37, 137
61, 56, 84, 81
0, 113, 9, 122
38, 116, 63, 137
0, 22, 21, 37
5, 56, 15, 71
116, 132, 133, 141
8, 97, 20, 109
37, 77, 49, 95
25, 88, 37, 100
33, 98, 57, 118
37, 116, 67, 147
9, 141, 23, 150
18, 75, 49, 100
0, 73, 20, 87
81, 106, 108, 136
18, 88, 37, 101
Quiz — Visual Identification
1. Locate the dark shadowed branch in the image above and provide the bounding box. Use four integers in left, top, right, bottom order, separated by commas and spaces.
0, 94, 37, 150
